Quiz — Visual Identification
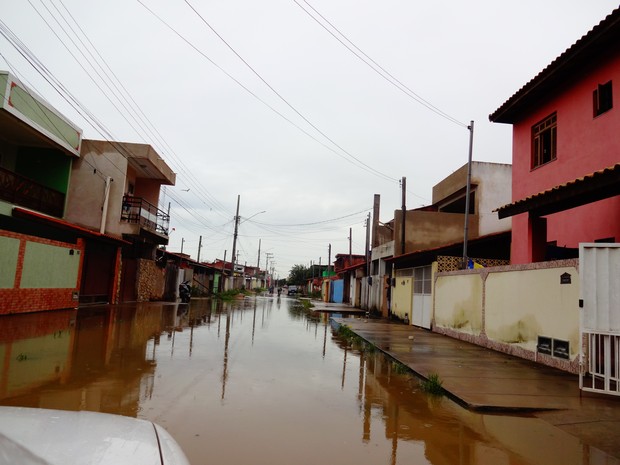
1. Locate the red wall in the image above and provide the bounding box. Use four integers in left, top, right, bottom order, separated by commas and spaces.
510, 55, 620, 263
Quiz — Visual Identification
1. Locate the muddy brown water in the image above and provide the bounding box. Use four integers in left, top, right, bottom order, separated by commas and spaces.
0, 297, 608, 465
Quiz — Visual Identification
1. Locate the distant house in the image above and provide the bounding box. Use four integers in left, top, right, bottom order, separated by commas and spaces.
490, 7, 620, 263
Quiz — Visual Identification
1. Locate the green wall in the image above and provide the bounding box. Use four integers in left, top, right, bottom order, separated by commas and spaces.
21, 241, 80, 289
0, 236, 19, 288
16, 148, 71, 194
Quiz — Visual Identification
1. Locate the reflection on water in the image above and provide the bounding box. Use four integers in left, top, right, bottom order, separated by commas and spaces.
0, 297, 613, 465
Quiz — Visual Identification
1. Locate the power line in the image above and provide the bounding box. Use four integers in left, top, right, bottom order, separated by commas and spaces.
293, 0, 468, 129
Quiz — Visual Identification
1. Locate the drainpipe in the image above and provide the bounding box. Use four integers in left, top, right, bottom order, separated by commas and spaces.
100, 176, 112, 234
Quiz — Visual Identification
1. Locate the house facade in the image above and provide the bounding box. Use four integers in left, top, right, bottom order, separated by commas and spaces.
490, 8, 620, 263
65, 139, 175, 303
0, 71, 94, 314
431, 7, 620, 374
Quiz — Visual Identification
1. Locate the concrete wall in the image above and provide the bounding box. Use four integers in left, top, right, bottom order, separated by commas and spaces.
0, 230, 84, 314
394, 209, 478, 255
434, 260, 580, 373
392, 270, 412, 320
65, 139, 128, 235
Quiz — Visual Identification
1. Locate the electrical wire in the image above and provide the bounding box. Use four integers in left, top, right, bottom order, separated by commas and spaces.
293, 0, 468, 129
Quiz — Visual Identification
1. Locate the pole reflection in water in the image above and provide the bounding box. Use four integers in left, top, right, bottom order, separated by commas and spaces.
0, 297, 609, 465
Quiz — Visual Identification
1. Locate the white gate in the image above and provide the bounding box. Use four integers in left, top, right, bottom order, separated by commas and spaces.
412, 265, 432, 329
579, 243, 620, 396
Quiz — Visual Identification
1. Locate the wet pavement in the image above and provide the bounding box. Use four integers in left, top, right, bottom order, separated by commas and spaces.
332, 314, 620, 459
1, 297, 619, 464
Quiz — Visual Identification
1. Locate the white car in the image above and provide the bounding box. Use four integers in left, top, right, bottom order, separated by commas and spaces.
0, 407, 190, 465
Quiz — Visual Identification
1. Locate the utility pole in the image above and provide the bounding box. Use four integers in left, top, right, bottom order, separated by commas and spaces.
463, 120, 475, 269
221, 250, 227, 291
349, 228, 352, 267
181, 238, 185, 254
328, 243, 331, 276
365, 212, 371, 310
257, 239, 261, 269
401, 177, 406, 255
197, 235, 202, 262
230, 195, 240, 289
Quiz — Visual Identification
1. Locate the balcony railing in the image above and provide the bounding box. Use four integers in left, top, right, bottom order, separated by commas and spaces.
0, 166, 65, 217
121, 195, 170, 237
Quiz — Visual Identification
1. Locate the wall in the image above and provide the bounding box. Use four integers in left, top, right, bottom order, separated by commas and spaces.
0, 230, 84, 314
65, 139, 128, 235
136, 259, 165, 301
510, 55, 620, 263
434, 272, 483, 335
394, 209, 478, 254
434, 260, 580, 373
392, 271, 412, 320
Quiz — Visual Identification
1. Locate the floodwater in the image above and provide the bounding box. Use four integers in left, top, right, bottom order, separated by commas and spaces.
0, 297, 610, 465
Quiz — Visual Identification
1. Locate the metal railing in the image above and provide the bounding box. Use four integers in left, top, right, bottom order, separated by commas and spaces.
0, 166, 65, 217
121, 195, 170, 237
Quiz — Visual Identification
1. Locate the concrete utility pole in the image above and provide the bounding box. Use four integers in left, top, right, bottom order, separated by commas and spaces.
197, 235, 202, 262
463, 120, 475, 269
328, 243, 331, 276
257, 239, 261, 269
222, 250, 227, 291
349, 228, 352, 267
365, 212, 371, 309
401, 177, 406, 255
230, 195, 240, 289
181, 238, 185, 254
372, 194, 380, 248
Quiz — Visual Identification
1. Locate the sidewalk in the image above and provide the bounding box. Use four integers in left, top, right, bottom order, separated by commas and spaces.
331, 317, 620, 459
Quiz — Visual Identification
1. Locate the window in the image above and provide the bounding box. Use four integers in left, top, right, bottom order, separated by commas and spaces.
593, 81, 613, 117
532, 113, 557, 169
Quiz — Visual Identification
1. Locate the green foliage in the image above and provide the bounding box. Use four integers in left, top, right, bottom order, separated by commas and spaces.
420, 373, 444, 396
213, 289, 244, 301
288, 264, 312, 285
336, 325, 376, 353
391, 360, 410, 375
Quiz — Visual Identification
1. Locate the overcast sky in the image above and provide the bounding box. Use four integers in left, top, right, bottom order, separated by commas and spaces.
1, 1, 617, 279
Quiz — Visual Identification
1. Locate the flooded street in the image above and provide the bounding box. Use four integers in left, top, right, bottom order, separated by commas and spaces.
0, 297, 604, 465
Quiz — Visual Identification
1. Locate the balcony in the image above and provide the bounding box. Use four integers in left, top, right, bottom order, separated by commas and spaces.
121, 195, 170, 242
0, 167, 65, 217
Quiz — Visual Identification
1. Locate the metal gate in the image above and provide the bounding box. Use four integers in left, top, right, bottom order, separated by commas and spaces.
579, 243, 620, 396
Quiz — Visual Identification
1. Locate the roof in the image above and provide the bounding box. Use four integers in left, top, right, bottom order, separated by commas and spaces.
490, 7, 620, 123
495, 163, 620, 219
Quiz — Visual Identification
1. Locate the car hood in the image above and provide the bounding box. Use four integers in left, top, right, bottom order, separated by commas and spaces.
0, 407, 189, 465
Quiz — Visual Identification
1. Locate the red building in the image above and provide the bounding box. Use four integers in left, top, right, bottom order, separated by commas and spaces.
490, 8, 620, 264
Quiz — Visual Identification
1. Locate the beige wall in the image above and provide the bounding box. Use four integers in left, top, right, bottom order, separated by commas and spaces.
65, 140, 128, 235
392, 273, 412, 320
434, 260, 580, 373
485, 267, 579, 356
434, 273, 483, 335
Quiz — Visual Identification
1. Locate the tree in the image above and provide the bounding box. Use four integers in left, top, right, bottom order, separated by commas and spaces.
288, 264, 311, 285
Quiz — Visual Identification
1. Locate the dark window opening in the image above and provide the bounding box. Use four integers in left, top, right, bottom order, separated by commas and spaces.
532, 113, 557, 169
593, 81, 613, 117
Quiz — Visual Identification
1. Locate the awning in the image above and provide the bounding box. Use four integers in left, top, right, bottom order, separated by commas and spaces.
495, 164, 620, 219
12, 207, 129, 245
